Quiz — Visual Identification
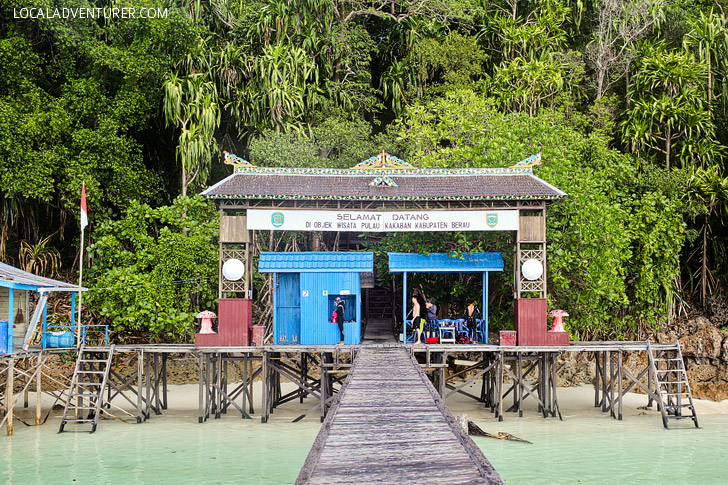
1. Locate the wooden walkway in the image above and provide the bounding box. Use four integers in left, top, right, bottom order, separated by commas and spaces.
296, 347, 502, 484
361, 318, 396, 344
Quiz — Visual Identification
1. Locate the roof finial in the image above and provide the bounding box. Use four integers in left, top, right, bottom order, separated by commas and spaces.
511, 153, 542, 168
223, 150, 255, 168
352, 153, 415, 170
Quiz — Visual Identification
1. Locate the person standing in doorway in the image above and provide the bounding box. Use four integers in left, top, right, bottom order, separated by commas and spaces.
335, 297, 345, 344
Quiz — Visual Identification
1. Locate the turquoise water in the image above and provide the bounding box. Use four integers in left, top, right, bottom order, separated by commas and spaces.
1, 415, 320, 484
479, 414, 728, 484
2, 399, 727, 484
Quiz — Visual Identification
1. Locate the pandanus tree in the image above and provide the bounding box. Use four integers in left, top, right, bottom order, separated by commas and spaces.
685, 168, 728, 308
683, 10, 728, 116
163, 72, 221, 197
621, 44, 716, 169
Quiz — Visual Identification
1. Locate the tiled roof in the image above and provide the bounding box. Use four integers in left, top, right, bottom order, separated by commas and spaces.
202, 166, 565, 202
258, 252, 374, 273
388, 252, 504, 273
0, 262, 81, 290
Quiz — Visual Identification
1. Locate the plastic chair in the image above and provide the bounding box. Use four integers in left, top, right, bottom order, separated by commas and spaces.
405, 320, 423, 343
438, 319, 456, 344
454, 319, 470, 342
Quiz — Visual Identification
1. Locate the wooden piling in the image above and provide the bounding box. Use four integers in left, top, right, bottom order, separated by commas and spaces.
36, 355, 42, 425
6, 360, 13, 435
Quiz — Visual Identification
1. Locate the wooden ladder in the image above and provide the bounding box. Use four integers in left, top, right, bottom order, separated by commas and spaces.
59, 345, 115, 433
647, 341, 699, 429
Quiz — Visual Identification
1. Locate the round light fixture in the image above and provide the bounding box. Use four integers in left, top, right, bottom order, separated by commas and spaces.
222, 258, 245, 281
521, 258, 543, 281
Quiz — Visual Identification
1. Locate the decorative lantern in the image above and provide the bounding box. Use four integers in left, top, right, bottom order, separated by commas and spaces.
196, 311, 217, 334
521, 258, 543, 281
222, 258, 245, 281
548, 309, 569, 332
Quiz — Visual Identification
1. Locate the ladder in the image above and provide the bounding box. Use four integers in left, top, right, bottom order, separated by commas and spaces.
647, 341, 699, 429
59, 345, 115, 433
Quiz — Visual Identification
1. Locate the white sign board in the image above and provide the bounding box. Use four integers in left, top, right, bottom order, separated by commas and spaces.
247, 209, 518, 232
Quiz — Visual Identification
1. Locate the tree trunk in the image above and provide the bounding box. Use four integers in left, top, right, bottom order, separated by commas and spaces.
701, 216, 708, 308
665, 126, 671, 169
182, 166, 188, 197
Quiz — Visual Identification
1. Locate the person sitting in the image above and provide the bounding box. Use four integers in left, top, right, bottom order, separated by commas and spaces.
425, 300, 438, 340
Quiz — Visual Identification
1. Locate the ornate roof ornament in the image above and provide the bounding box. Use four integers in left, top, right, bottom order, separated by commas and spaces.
352, 152, 415, 170
223, 151, 256, 168
368, 175, 399, 187
511, 153, 542, 168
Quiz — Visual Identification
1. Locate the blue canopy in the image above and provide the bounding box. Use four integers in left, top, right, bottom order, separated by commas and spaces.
389, 252, 502, 344
259, 252, 374, 273
388, 252, 503, 273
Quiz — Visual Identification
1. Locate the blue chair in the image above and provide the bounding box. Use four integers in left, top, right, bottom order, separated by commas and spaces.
405, 320, 422, 343
454, 319, 470, 342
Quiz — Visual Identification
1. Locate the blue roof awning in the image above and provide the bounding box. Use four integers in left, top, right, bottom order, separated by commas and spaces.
388, 252, 504, 273
258, 252, 374, 273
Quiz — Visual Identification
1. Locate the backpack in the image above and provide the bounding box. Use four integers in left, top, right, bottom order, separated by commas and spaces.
331, 309, 338, 323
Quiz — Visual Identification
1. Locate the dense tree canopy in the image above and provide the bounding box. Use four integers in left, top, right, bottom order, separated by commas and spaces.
1, 0, 727, 339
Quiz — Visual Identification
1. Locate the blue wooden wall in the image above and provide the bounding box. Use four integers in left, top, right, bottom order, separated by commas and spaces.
299, 272, 361, 345
274, 273, 301, 344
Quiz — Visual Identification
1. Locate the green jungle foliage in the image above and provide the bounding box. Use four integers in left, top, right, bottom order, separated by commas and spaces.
84, 196, 218, 339
1, 0, 727, 340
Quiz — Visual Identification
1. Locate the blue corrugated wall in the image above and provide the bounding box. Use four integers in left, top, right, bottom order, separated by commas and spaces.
299, 272, 361, 345
274, 273, 301, 344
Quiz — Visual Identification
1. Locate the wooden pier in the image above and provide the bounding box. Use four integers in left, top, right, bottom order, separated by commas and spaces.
296, 346, 502, 484
1, 338, 695, 437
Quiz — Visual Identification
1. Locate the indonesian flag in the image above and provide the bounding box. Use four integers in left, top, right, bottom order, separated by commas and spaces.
80, 183, 88, 230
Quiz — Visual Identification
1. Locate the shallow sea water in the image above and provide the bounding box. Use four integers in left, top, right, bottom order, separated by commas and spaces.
2, 384, 727, 484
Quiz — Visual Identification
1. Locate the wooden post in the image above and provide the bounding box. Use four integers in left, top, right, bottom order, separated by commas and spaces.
517, 352, 523, 417
249, 354, 254, 414
36, 355, 42, 425
6, 360, 14, 435
242, 353, 249, 415
618, 350, 623, 421
215, 354, 222, 419
497, 351, 504, 421
601, 350, 607, 413
136, 350, 143, 423
261, 351, 268, 423
23, 359, 29, 409
162, 354, 168, 410
144, 352, 152, 420
594, 351, 600, 407
608, 351, 615, 417
198, 352, 204, 423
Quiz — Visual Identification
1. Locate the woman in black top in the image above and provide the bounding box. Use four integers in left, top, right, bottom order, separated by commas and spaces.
335, 297, 345, 344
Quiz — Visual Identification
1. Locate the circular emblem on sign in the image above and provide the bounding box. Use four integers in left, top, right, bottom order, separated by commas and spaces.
271, 212, 284, 228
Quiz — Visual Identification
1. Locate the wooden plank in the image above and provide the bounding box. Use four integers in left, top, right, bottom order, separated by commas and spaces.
296, 347, 502, 484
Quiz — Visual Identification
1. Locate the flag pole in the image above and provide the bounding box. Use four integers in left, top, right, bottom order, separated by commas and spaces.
77, 182, 87, 347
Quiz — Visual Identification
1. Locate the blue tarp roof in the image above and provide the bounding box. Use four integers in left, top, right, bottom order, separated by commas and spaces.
388, 252, 504, 273
258, 252, 374, 273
